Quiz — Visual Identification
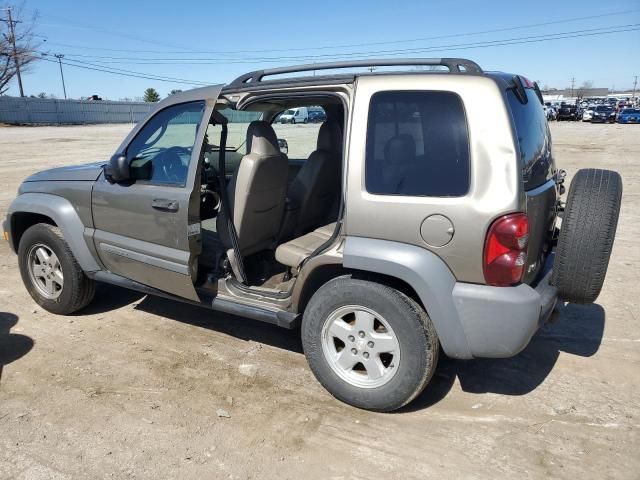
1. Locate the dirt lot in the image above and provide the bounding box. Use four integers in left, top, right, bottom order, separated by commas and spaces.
0, 122, 638, 479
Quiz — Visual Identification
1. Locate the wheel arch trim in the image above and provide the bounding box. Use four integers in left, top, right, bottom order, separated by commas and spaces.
343, 236, 472, 359
8, 193, 101, 272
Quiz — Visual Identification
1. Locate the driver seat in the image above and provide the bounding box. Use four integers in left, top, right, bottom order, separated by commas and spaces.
217, 121, 289, 257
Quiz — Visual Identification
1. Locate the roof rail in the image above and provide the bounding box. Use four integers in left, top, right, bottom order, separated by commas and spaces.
228, 58, 483, 87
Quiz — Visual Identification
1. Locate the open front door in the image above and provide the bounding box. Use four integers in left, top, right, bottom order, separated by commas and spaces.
91, 86, 222, 301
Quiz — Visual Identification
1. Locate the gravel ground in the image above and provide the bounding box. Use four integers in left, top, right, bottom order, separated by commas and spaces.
0, 122, 638, 479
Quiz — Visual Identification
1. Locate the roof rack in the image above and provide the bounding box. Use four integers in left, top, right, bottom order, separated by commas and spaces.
228, 58, 483, 87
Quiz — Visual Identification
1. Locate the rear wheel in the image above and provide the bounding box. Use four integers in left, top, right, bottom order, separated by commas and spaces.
302, 276, 439, 412
552, 169, 622, 304
18, 223, 95, 314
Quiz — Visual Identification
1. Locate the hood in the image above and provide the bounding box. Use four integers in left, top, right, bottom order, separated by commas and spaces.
24, 161, 105, 182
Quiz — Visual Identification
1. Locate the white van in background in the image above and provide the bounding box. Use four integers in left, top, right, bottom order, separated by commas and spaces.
278, 107, 309, 124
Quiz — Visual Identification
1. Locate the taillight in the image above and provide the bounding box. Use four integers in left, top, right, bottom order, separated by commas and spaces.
483, 213, 529, 286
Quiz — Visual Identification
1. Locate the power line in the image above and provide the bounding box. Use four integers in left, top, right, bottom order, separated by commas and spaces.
38, 57, 209, 86
61, 58, 209, 84
36, 8, 640, 56
47, 24, 640, 65
32, 23, 639, 88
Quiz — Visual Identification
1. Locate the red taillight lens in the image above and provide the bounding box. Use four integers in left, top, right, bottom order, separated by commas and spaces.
483, 213, 529, 286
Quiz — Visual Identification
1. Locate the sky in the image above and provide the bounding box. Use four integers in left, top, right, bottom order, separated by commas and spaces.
3, 0, 639, 100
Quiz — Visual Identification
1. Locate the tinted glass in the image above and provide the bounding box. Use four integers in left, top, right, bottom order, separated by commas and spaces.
365, 91, 470, 197
127, 101, 205, 186
507, 89, 554, 190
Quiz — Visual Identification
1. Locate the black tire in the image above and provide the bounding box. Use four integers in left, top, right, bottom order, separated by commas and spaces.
552, 169, 622, 304
301, 276, 439, 412
18, 223, 96, 314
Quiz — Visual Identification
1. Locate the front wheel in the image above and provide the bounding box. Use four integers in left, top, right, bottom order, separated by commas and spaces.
302, 276, 439, 412
18, 223, 96, 314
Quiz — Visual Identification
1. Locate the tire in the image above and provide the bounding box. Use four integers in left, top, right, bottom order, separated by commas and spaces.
301, 276, 439, 412
552, 169, 622, 304
18, 223, 96, 314
303, 118, 308, 124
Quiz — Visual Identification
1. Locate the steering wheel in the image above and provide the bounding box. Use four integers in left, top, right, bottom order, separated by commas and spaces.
156, 146, 190, 183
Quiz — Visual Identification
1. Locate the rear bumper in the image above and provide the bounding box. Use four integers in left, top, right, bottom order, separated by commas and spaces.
452, 262, 557, 359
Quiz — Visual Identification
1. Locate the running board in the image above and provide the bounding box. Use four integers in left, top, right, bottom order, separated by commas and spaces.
88, 271, 300, 329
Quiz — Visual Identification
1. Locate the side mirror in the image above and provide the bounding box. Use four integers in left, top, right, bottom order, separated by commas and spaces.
104, 154, 130, 183
278, 139, 288, 156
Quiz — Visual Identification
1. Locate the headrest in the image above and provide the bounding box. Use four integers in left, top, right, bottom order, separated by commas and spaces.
384, 134, 416, 164
246, 120, 280, 156
317, 120, 342, 153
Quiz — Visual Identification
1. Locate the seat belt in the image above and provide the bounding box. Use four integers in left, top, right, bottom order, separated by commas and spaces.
215, 118, 248, 284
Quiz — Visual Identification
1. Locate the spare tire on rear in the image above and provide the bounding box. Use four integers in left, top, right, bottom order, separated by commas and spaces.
552, 168, 622, 304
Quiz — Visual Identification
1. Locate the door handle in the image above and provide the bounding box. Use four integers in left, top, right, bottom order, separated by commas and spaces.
151, 198, 179, 212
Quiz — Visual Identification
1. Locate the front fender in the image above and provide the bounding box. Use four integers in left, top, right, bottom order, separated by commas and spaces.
7, 193, 101, 272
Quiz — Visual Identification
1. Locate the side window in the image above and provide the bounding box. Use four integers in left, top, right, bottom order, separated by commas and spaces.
507, 88, 553, 190
271, 106, 325, 160
127, 101, 205, 186
203, 108, 263, 176
365, 91, 470, 197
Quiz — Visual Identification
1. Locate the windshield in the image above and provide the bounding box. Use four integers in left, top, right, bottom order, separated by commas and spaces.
283, 109, 295, 115
595, 106, 612, 112
623, 109, 640, 114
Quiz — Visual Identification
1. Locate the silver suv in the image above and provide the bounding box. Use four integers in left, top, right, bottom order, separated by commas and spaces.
3, 59, 622, 411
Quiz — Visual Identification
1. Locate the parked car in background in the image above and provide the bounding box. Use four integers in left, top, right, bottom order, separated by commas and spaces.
543, 105, 557, 120
617, 108, 640, 124
279, 106, 309, 124
616, 100, 632, 112
591, 105, 616, 123
308, 109, 327, 123
582, 105, 595, 122
557, 103, 579, 121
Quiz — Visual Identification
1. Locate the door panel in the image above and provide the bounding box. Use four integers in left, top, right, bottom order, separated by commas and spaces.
92, 176, 199, 300
91, 93, 221, 301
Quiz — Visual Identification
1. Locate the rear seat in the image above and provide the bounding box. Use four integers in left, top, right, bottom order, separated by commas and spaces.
275, 223, 336, 268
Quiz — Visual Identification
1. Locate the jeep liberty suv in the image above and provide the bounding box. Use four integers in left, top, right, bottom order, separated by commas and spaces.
3, 59, 622, 412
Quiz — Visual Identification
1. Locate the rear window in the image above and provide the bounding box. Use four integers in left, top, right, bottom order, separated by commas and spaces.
365, 91, 470, 197
507, 88, 554, 190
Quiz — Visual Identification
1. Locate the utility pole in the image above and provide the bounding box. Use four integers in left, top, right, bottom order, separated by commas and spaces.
54, 54, 67, 99
2, 7, 24, 97
632, 75, 638, 105
570, 77, 575, 99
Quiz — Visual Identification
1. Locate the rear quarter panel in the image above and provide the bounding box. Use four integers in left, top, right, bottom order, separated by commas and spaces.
345, 74, 523, 284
